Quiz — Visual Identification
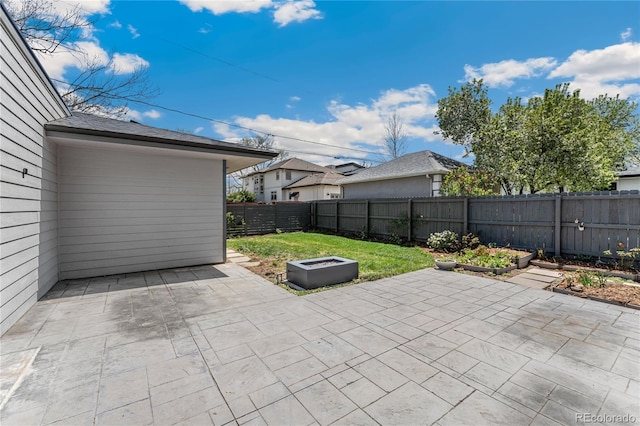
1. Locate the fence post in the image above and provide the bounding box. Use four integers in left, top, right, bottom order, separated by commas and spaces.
311, 201, 316, 229
365, 200, 370, 236
335, 200, 339, 232
554, 194, 562, 257
243, 203, 247, 236
407, 199, 412, 242
463, 197, 469, 232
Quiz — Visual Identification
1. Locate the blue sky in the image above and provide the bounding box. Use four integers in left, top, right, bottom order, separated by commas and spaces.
27, 0, 640, 166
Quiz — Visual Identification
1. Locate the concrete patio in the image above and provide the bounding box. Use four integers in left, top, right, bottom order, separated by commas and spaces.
1, 262, 638, 426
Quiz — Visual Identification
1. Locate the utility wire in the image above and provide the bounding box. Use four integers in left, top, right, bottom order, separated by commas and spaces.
126, 99, 381, 156
49, 2, 380, 157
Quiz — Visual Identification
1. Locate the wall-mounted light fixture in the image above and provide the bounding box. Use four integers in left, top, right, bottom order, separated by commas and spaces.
22, 168, 28, 178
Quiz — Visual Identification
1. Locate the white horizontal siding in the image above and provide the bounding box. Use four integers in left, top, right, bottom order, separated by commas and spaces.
0, 9, 68, 335
58, 145, 224, 280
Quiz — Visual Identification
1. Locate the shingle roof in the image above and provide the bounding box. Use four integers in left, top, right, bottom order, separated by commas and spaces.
284, 171, 343, 189
45, 112, 277, 158
261, 158, 331, 173
338, 150, 465, 185
617, 167, 640, 177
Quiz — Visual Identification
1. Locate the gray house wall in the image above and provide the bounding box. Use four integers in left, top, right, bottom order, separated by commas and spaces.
342, 175, 433, 199
0, 8, 69, 334
57, 144, 224, 279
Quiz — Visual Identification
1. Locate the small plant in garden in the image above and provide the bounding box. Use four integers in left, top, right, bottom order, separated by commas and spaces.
456, 246, 512, 268
576, 270, 595, 287
594, 272, 608, 288
460, 233, 480, 250
603, 246, 640, 270
427, 230, 460, 252
569, 270, 607, 288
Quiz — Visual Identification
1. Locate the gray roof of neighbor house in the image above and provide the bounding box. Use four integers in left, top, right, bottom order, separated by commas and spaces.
250, 158, 331, 175
326, 162, 365, 175
338, 150, 466, 185
45, 113, 278, 159
617, 167, 640, 177
284, 171, 344, 189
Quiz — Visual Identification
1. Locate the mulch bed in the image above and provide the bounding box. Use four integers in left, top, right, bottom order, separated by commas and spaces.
554, 281, 640, 306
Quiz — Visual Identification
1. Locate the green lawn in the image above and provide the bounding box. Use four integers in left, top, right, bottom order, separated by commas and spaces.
227, 232, 435, 289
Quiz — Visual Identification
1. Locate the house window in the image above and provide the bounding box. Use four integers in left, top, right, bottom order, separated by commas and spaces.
329, 193, 340, 199
271, 191, 277, 201
285, 171, 291, 180
276, 171, 280, 181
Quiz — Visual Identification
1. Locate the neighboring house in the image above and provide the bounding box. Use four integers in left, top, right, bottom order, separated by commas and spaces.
614, 167, 640, 191
0, 5, 276, 334
338, 150, 465, 199
283, 171, 343, 201
243, 158, 331, 202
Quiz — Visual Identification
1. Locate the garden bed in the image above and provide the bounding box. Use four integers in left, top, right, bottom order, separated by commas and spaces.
551, 271, 640, 308
430, 246, 532, 275
531, 259, 639, 282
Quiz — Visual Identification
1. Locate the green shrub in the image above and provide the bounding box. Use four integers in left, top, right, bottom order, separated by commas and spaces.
427, 230, 460, 252
227, 190, 256, 203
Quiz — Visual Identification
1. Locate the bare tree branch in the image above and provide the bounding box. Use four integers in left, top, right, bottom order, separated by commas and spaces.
382, 112, 407, 160
227, 135, 288, 192
4, 0, 158, 117
4, 0, 94, 54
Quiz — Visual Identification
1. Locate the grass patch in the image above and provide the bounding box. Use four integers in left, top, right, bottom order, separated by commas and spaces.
227, 232, 434, 293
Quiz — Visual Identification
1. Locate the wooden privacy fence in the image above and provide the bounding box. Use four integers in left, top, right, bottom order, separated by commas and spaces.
227, 202, 311, 236
313, 191, 640, 257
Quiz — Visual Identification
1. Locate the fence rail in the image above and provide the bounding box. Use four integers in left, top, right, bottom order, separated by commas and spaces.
313, 191, 640, 257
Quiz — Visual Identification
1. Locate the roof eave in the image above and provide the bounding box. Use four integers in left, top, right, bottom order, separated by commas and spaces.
44, 125, 278, 160
339, 169, 450, 185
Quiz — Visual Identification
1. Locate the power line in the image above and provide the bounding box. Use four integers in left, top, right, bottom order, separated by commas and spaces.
47, 2, 381, 157
51, 76, 382, 158
126, 99, 381, 156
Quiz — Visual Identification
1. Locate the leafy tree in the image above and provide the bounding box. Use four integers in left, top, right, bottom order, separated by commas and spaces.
5, 0, 157, 117
436, 80, 639, 193
381, 113, 407, 160
227, 190, 256, 203
435, 79, 491, 154
440, 166, 500, 196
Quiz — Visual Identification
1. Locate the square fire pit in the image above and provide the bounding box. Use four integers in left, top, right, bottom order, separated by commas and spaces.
286, 256, 358, 290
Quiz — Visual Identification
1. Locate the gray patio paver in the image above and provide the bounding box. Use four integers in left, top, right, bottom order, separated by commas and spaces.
1, 261, 639, 425
364, 381, 452, 425
295, 380, 357, 426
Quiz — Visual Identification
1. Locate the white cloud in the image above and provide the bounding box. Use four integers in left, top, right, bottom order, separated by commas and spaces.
214, 84, 442, 163
273, 0, 322, 27
548, 42, 640, 98
108, 20, 122, 29
621, 28, 633, 42
122, 108, 161, 122
38, 41, 109, 80
143, 109, 161, 119
110, 53, 149, 74
127, 24, 140, 39
290, 96, 301, 102
464, 57, 558, 88
194, 126, 204, 134
179, 0, 321, 27
199, 24, 212, 34
179, 0, 273, 15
